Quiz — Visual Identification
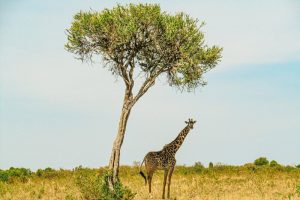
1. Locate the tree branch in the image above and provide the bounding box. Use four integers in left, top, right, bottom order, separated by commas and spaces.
107, 52, 131, 89
119, 63, 131, 88
129, 66, 167, 108
130, 77, 155, 108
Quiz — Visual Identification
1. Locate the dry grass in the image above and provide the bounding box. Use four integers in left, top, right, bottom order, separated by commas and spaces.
124, 168, 300, 200
0, 176, 81, 200
1, 165, 300, 200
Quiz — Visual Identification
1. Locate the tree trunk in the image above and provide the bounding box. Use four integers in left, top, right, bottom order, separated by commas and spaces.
106, 77, 155, 190
108, 90, 132, 189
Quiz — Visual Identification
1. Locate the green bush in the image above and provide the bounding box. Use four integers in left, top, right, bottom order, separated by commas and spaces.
193, 162, 205, 173
209, 162, 214, 169
36, 169, 43, 177
175, 163, 206, 174
35, 167, 59, 178
270, 160, 280, 167
75, 167, 135, 200
175, 166, 189, 175
0, 170, 9, 182
296, 164, 300, 169
284, 165, 295, 172
254, 157, 269, 166
0, 167, 32, 182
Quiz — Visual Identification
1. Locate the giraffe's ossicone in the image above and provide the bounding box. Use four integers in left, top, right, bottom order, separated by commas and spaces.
139, 118, 196, 199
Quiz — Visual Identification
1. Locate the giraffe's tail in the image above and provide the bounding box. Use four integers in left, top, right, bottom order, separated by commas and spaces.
139, 158, 147, 185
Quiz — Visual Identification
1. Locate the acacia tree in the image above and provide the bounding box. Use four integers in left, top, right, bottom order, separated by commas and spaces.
65, 4, 222, 188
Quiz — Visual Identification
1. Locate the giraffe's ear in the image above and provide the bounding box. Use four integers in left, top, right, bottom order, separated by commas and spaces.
185, 121, 188, 124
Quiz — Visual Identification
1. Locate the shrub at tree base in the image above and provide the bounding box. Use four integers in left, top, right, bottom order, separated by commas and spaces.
254, 157, 269, 166
75, 167, 135, 200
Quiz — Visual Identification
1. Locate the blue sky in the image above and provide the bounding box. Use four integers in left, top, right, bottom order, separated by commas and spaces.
0, 0, 300, 170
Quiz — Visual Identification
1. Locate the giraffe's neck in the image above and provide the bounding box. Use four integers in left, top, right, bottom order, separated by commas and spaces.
165, 125, 191, 154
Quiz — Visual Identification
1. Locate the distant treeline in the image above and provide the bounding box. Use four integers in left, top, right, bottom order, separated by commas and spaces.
1, 157, 300, 183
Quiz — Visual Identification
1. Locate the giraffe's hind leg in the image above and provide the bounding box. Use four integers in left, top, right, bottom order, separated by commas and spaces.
147, 171, 153, 193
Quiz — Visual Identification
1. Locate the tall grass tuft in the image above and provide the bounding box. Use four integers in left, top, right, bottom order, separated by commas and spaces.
296, 184, 300, 195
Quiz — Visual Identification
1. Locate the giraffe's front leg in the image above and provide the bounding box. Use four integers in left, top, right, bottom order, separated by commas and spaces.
167, 165, 175, 199
162, 168, 169, 199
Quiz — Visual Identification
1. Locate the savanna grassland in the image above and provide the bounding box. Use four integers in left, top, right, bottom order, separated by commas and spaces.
1, 161, 300, 200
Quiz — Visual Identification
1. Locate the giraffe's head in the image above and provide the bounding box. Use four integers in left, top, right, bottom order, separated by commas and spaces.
185, 118, 196, 129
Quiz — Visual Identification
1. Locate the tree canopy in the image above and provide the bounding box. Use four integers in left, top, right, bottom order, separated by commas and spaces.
65, 4, 222, 93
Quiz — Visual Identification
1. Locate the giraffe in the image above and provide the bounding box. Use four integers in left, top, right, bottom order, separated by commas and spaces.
139, 118, 196, 199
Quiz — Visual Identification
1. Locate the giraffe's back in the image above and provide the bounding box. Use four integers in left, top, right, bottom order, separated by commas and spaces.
144, 151, 176, 171
144, 151, 161, 169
